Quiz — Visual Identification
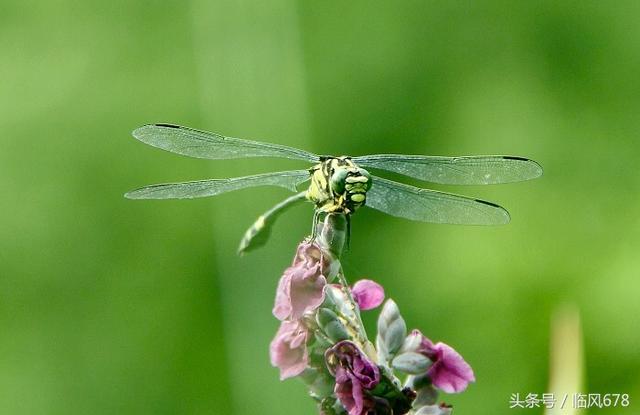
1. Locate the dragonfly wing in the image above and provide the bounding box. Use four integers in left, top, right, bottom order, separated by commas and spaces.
353, 154, 542, 185
365, 175, 510, 225
133, 124, 319, 162
125, 170, 310, 200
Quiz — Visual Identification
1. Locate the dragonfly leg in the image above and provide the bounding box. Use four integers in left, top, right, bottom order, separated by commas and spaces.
310, 209, 322, 243
345, 214, 351, 252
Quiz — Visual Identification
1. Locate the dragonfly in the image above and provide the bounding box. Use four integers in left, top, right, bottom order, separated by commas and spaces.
125, 124, 542, 254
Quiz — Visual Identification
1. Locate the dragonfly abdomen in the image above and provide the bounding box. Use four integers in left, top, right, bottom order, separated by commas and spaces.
340, 169, 371, 211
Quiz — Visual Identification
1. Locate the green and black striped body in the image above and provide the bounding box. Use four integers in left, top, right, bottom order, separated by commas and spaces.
306, 156, 372, 214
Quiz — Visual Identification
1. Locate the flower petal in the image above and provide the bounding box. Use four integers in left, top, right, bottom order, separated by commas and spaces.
272, 243, 331, 320
409, 330, 475, 393
270, 320, 309, 380
325, 341, 381, 415
352, 279, 385, 310
272, 271, 293, 320
289, 264, 327, 319
427, 342, 475, 393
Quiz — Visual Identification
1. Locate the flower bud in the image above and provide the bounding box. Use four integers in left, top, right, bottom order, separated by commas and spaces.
392, 352, 432, 375
352, 279, 385, 310
316, 307, 349, 342
399, 330, 423, 354
324, 285, 357, 322
376, 299, 407, 364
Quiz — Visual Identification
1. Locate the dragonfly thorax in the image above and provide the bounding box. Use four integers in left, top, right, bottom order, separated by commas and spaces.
307, 157, 372, 214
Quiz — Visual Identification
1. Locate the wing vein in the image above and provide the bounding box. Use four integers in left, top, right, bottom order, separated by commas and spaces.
354, 154, 542, 185
125, 170, 310, 200
365, 175, 510, 225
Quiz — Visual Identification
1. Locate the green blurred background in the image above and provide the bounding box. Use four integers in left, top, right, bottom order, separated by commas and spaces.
2, 1, 638, 414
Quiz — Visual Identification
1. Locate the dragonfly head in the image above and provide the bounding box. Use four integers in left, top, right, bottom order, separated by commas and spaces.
327, 158, 372, 212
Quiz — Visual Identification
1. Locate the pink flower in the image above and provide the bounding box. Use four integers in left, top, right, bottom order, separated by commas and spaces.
270, 320, 310, 380
292, 240, 335, 272
273, 242, 335, 321
351, 279, 385, 310
325, 341, 380, 415
409, 330, 475, 393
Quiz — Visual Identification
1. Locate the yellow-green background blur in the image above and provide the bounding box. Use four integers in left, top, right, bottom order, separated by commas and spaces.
2, 1, 638, 414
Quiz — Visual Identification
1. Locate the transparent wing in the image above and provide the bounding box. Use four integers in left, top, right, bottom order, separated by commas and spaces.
133, 124, 319, 162
125, 170, 310, 200
353, 154, 542, 185
365, 175, 510, 225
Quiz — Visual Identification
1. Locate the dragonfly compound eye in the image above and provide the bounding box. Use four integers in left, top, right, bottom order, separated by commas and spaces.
330, 168, 349, 195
